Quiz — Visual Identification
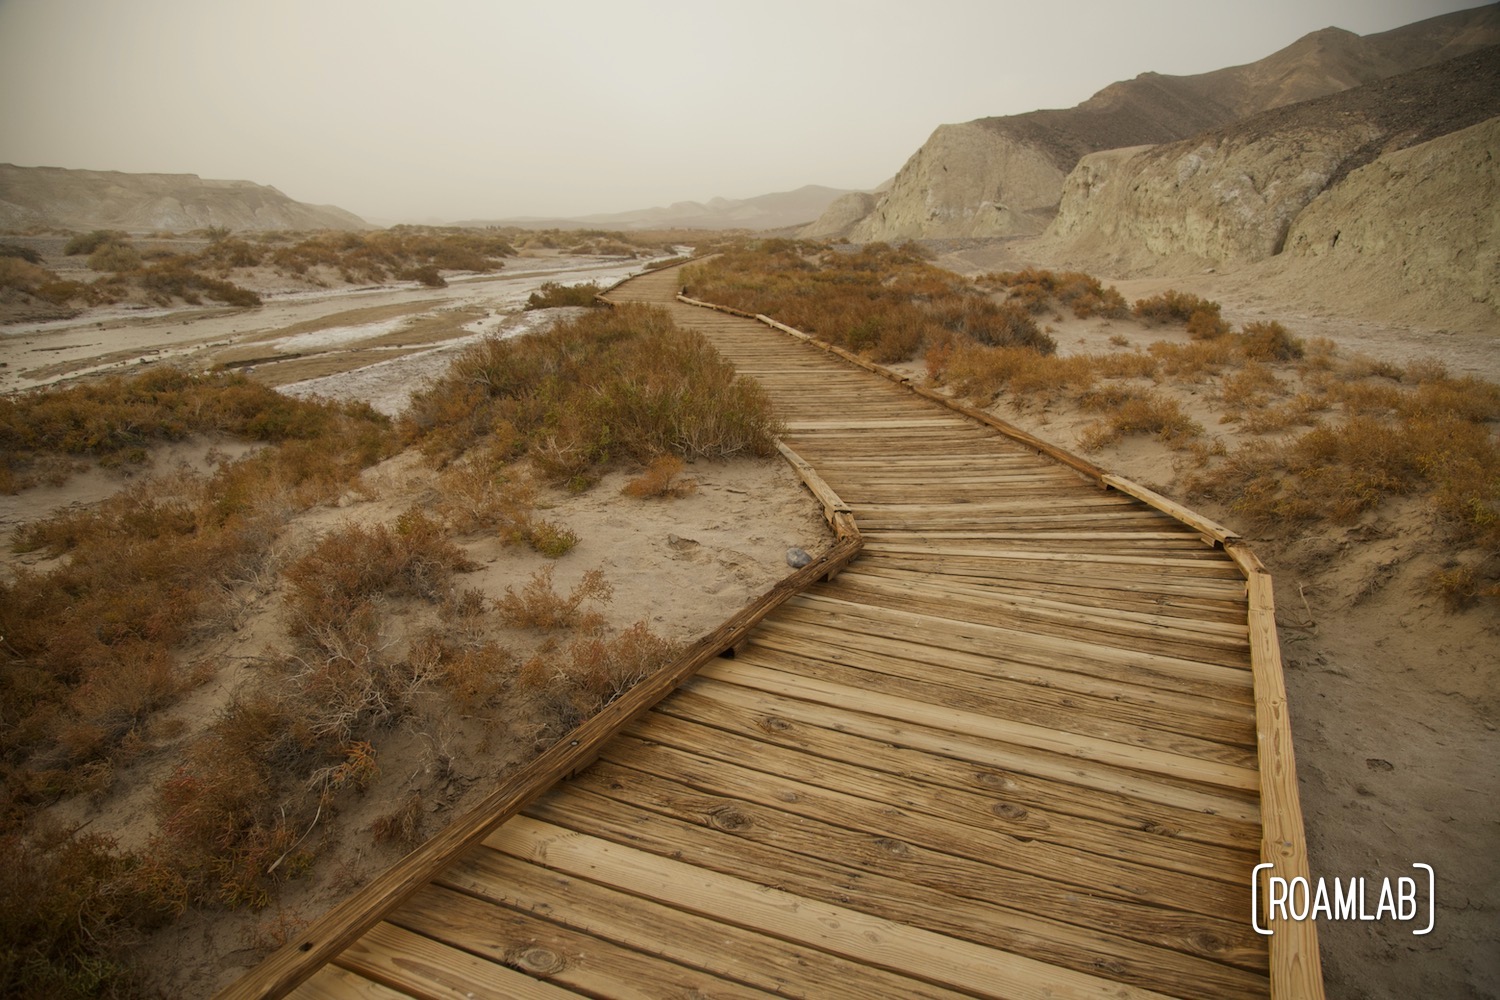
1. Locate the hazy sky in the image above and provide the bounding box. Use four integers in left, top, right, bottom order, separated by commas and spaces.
0, 0, 1481, 223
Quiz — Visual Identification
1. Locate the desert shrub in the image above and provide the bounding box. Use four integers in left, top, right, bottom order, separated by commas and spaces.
283, 512, 477, 655
0, 257, 56, 295
138, 259, 260, 306
1185, 307, 1230, 339
87, 242, 142, 273
1078, 388, 1201, 450
0, 369, 391, 485
930, 341, 1095, 404
622, 454, 696, 499
0, 829, 178, 999
1219, 362, 1286, 412
495, 566, 611, 631
982, 268, 1129, 320
525, 519, 579, 557
63, 230, 128, 256
523, 621, 680, 735
403, 264, 446, 288
0, 243, 44, 265
404, 304, 781, 482
1133, 289, 1216, 324
1148, 338, 1238, 377
1239, 320, 1304, 361
525, 281, 601, 309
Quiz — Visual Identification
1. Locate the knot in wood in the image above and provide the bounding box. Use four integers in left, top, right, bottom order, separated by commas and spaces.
991, 802, 1029, 821
708, 806, 752, 832
513, 947, 566, 976
875, 837, 910, 857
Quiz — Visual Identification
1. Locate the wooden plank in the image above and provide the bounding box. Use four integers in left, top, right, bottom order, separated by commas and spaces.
612, 713, 1254, 881
336, 922, 580, 999
392, 884, 777, 1000
840, 564, 1250, 625
747, 617, 1255, 728
439, 849, 978, 1000
775, 597, 1255, 700
654, 683, 1260, 849
732, 641, 1257, 757
697, 659, 1259, 792
818, 575, 1253, 663
677, 674, 1259, 823
521, 785, 1271, 998
216, 533, 862, 1000
290, 966, 411, 1000
488, 816, 1183, 1000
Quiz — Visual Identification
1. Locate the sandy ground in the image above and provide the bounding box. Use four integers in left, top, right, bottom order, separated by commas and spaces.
923, 240, 1500, 1000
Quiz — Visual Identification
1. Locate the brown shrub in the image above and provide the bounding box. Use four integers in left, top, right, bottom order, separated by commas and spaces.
1239, 320, 1304, 361
495, 566, 611, 631
622, 454, 697, 499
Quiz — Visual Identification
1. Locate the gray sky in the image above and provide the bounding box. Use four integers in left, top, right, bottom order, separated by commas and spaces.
0, 0, 1480, 223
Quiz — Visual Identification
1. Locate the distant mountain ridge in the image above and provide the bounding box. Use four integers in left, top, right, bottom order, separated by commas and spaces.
815, 4, 1500, 242
0, 164, 369, 232
457, 184, 858, 232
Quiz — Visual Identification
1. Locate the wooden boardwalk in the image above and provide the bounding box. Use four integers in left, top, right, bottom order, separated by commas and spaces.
225, 265, 1320, 999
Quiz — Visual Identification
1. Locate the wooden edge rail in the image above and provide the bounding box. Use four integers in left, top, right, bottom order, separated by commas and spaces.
217, 456, 864, 1000
1226, 542, 1325, 999
1101, 473, 1240, 547
674, 289, 1324, 1000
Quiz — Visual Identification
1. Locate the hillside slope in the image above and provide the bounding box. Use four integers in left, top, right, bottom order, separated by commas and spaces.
0, 164, 369, 232
467, 184, 857, 232
818, 4, 1499, 241
1041, 46, 1500, 270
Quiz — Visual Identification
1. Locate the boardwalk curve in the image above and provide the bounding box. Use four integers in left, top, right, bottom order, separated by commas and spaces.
222, 263, 1322, 999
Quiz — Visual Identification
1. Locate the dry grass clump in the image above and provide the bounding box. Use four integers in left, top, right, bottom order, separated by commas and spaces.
517, 621, 680, 737
929, 340, 1097, 405
524, 281, 602, 309
979, 267, 1129, 319
267, 227, 514, 284
0, 367, 390, 491
404, 304, 781, 485
0, 828, 180, 999
283, 511, 477, 661
1078, 388, 1202, 451
683, 241, 1057, 361
496, 566, 612, 632
622, 454, 697, 499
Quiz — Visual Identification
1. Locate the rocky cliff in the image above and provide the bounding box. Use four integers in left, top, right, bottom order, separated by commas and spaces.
1273, 115, 1499, 328
1041, 46, 1500, 271
809, 4, 1500, 241
0, 164, 369, 232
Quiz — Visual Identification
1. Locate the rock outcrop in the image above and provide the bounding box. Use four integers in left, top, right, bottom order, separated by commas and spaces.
808, 4, 1500, 242
0, 164, 369, 232
1275, 115, 1499, 327
1041, 46, 1500, 271
847, 124, 1067, 240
